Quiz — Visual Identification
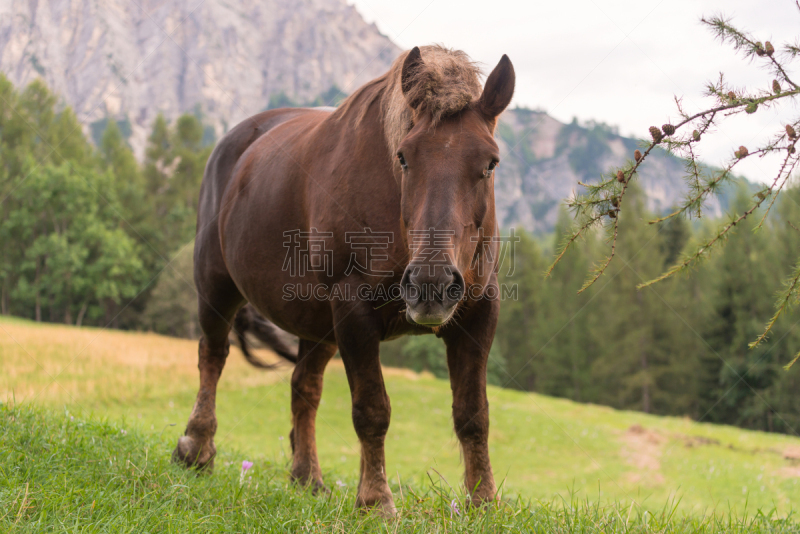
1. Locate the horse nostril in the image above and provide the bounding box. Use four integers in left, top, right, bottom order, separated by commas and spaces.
400, 267, 419, 303
400, 267, 412, 289
445, 269, 465, 302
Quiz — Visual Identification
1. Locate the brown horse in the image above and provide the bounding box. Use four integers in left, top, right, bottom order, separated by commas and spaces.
172, 45, 515, 515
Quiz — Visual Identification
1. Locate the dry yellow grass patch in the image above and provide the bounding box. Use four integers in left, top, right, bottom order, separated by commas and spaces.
0, 320, 292, 405
0, 318, 425, 407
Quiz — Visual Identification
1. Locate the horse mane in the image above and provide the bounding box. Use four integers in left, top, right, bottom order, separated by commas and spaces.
333, 45, 483, 159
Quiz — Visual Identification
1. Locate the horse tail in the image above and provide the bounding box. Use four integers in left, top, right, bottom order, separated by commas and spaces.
233, 305, 298, 368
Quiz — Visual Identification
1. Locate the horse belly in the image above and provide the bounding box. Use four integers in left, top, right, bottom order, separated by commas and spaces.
220, 163, 337, 343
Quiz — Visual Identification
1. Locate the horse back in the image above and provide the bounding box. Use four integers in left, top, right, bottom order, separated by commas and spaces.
193, 107, 329, 307
197, 108, 321, 229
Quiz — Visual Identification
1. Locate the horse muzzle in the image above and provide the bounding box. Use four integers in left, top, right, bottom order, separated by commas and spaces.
400, 264, 465, 326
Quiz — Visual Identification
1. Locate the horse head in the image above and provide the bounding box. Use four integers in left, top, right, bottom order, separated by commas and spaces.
396, 47, 515, 326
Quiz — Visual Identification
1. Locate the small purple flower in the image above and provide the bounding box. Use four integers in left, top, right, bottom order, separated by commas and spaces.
450, 499, 460, 517
239, 460, 254, 485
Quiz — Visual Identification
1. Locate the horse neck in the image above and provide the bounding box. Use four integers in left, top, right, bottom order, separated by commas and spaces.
333, 87, 397, 180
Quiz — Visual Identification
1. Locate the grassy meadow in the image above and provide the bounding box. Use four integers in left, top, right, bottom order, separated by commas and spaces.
4, 316, 800, 530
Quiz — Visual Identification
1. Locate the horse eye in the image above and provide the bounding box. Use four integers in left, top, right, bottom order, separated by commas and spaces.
397, 153, 408, 169
487, 161, 498, 172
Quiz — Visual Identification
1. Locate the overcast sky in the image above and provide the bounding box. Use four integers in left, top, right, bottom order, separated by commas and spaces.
349, 0, 800, 183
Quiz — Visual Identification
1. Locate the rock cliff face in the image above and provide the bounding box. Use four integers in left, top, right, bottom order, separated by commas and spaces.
0, 0, 399, 156
493, 109, 726, 233
0, 0, 726, 232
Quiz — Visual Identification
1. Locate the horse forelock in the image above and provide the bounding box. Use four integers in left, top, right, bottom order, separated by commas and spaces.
333, 45, 483, 159
383, 45, 483, 154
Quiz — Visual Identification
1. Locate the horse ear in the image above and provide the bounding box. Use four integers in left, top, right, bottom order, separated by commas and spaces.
478, 55, 515, 119
401, 47, 425, 108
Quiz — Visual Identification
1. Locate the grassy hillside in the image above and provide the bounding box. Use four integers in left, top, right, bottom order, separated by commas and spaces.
3, 316, 800, 520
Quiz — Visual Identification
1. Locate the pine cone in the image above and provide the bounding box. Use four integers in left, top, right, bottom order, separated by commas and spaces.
634, 149, 642, 162
773, 80, 781, 94
649, 126, 663, 143
790, 146, 797, 155
616, 170, 625, 183
727, 91, 736, 100
786, 124, 797, 139
755, 42, 766, 56
737, 145, 748, 158
608, 210, 617, 219
693, 130, 701, 141
662, 124, 676, 136
745, 102, 758, 114
765, 41, 775, 56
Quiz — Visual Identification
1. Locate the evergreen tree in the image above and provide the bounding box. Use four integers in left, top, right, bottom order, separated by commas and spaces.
685, 182, 800, 432
142, 240, 198, 338
143, 113, 211, 256
496, 230, 546, 391
532, 208, 596, 401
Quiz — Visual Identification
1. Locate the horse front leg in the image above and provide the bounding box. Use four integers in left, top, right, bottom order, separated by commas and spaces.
290, 339, 337, 491
173, 335, 229, 471
332, 298, 395, 516
441, 296, 499, 504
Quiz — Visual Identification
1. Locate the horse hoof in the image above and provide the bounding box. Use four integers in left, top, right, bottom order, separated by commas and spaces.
172, 435, 215, 473
309, 479, 330, 495
291, 474, 330, 495
468, 489, 499, 507
356, 493, 397, 518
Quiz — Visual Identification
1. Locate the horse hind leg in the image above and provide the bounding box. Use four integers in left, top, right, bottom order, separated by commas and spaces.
173, 279, 244, 472
290, 339, 337, 491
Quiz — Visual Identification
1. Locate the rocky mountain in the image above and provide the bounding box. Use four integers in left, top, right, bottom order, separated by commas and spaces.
0, 0, 728, 233
494, 109, 727, 233
0, 0, 399, 157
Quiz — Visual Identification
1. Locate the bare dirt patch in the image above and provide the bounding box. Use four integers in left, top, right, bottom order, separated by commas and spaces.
621, 424, 666, 484
783, 446, 800, 461
776, 446, 800, 477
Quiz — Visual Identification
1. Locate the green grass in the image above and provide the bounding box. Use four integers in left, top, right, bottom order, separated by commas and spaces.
3, 316, 800, 530
2, 404, 799, 532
